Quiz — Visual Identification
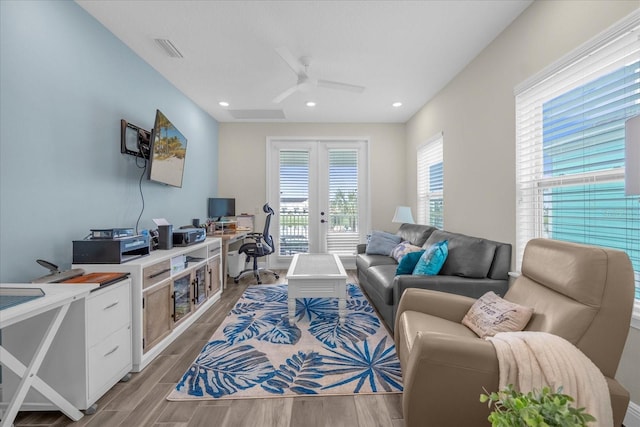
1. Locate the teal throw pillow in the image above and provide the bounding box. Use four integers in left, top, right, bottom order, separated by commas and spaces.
413, 240, 449, 276
396, 250, 425, 275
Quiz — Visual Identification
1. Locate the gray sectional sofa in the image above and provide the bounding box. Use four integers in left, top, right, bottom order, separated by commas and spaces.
356, 223, 512, 331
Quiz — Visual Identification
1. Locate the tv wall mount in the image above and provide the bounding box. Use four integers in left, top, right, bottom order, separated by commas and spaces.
121, 119, 151, 159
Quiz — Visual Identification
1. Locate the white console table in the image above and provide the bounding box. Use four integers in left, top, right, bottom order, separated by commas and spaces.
74, 237, 222, 372
0, 283, 97, 427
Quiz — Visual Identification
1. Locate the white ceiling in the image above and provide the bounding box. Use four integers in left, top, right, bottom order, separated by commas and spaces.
76, 0, 532, 123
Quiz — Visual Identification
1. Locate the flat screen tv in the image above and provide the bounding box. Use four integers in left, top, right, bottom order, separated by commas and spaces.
208, 198, 235, 220
148, 110, 187, 188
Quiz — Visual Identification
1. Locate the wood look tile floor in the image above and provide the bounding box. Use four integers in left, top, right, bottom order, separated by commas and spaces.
12, 270, 404, 427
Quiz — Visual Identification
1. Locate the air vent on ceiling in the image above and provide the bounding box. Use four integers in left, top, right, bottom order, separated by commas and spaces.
228, 110, 286, 120
154, 38, 183, 58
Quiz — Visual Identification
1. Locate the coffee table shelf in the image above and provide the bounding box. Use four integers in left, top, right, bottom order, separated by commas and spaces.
286, 253, 348, 325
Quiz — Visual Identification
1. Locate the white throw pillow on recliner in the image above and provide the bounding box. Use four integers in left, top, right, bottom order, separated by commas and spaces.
462, 291, 534, 338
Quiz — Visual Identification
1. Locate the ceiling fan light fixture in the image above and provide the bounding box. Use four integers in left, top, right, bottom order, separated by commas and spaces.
306, 101, 316, 107
219, 101, 230, 107
392, 102, 403, 108
272, 47, 366, 103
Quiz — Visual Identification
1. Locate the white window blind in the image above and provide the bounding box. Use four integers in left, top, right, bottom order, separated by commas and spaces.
417, 133, 444, 228
515, 14, 640, 301
327, 149, 359, 255
279, 150, 310, 255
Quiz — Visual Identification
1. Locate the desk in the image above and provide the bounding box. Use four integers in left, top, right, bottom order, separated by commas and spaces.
0, 283, 98, 427
215, 231, 248, 289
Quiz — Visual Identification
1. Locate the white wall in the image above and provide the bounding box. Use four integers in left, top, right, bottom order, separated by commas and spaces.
405, 0, 640, 410
218, 123, 405, 232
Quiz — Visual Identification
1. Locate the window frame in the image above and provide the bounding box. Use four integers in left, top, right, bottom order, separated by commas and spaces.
417, 132, 444, 228
514, 11, 640, 325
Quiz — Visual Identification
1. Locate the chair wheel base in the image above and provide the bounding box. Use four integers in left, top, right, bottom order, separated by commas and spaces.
275, 274, 280, 279
234, 278, 239, 284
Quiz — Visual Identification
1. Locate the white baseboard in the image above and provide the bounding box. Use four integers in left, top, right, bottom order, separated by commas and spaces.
625, 400, 640, 427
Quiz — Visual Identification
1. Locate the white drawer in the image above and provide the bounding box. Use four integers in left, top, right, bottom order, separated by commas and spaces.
87, 281, 131, 346
88, 325, 132, 401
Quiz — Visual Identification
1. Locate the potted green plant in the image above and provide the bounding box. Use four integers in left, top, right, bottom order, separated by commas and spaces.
480, 384, 596, 427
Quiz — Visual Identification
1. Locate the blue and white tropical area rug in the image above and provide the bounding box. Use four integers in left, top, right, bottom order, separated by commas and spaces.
167, 283, 403, 400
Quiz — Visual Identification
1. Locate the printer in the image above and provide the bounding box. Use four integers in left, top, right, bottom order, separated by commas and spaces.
173, 228, 206, 247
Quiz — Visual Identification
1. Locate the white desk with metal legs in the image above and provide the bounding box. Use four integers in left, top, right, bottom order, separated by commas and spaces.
0, 283, 98, 427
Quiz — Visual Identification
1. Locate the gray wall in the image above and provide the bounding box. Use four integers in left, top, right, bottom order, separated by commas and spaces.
0, 1, 219, 282
405, 0, 640, 409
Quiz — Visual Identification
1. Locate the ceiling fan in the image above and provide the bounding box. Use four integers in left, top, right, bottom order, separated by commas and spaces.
272, 47, 365, 103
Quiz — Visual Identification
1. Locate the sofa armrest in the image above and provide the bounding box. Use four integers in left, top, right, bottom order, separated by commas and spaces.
395, 288, 476, 328
402, 331, 498, 427
393, 275, 508, 303
392, 276, 508, 330
357, 243, 367, 254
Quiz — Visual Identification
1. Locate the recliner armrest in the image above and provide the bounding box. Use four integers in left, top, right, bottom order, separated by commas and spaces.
402, 331, 498, 427
395, 288, 476, 332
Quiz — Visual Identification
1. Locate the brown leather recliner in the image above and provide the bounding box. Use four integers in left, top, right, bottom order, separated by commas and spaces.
394, 238, 635, 427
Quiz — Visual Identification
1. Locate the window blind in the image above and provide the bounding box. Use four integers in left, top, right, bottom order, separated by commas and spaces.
515, 14, 640, 300
279, 150, 310, 255
327, 149, 359, 255
417, 133, 444, 228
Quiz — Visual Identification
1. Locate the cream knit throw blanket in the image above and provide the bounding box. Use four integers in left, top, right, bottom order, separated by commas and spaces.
487, 331, 612, 427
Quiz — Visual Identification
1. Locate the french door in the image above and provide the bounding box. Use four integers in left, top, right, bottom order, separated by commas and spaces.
267, 138, 369, 266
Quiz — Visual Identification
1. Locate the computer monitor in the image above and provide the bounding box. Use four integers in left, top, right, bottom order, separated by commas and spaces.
208, 198, 235, 221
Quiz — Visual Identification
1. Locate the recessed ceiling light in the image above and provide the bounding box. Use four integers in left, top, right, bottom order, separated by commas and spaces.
219, 101, 229, 107
306, 101, 316, 107
392, 102, 403, 108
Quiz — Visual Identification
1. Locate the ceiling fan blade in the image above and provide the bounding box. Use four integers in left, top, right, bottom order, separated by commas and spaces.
275, 47, 305, 76
272, 84, 299, 103
316, 79, 365, 93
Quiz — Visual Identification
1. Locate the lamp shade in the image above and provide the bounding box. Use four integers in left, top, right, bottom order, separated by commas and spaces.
392, 206, 414, 224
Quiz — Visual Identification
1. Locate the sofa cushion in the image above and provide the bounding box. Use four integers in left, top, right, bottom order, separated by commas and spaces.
425, 230, 496, 278
462, 291, 534, 338
396, 250, 425, 275
366, 230, 403, 256
365, 265, 398, 305
395, 223, 436, 247
413, 240, 449, 276
356, 253, 398, 273
390, 241, 423, 262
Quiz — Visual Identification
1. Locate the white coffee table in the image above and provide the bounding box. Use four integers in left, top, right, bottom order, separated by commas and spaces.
286, 253, 348, 325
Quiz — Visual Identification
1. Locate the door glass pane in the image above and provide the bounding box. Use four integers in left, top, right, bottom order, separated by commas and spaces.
279, 150, 309, 255
327, 149, 359, 255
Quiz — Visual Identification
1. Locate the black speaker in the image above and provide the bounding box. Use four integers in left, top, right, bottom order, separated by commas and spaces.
158, 225, 173, 250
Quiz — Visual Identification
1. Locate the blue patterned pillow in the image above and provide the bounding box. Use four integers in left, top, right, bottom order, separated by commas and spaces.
390, 241, 423, 262
413, 240, 449, 275
396, 250, 425, 275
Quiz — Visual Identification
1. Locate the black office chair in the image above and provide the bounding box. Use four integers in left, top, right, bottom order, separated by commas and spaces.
233, 203, 280, 284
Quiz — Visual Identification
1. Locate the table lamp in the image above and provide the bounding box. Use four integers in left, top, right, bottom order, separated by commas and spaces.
392, 206, 414, 224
